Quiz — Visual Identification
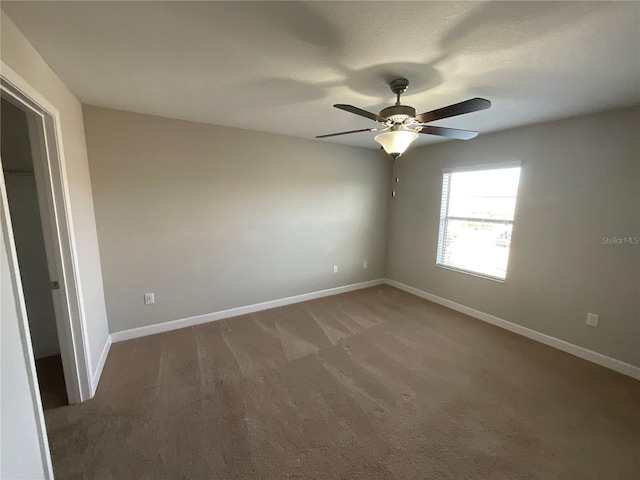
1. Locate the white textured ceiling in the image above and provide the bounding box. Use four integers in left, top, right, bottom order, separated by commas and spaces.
3, 1, 640, 149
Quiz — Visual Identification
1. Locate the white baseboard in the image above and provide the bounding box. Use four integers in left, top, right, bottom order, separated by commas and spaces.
385, 279, 640, 380
90, 334, 112, 396
111, 279, 386, 343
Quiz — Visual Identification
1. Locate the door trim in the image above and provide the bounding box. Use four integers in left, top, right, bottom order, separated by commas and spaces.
1, 61, 92, 403
0, 157, 54, 479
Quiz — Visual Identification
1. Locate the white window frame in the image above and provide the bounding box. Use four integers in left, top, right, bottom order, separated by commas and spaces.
436, 162, 521, 282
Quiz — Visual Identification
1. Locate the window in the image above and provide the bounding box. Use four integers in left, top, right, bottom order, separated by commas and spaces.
436, 163, 521, 281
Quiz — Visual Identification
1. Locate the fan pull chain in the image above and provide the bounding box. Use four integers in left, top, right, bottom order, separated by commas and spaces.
392, 158, 398, 197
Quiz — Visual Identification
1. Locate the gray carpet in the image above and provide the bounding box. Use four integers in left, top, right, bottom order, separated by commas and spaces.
42, 286, 640, 479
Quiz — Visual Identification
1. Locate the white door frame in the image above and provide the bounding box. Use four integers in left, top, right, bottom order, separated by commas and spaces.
1, 61, 92, 404
0, 156, 54, 479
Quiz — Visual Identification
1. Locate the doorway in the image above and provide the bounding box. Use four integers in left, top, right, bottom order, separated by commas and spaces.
1, 70, 92, 405
1, 97, 67, 407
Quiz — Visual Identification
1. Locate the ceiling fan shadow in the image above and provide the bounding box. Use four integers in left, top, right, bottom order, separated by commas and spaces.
335, 62, 444, 101
470, 67, 571, 100
440, 0, 617, 55
243, 1, 344, 54
240, 78, 330, 109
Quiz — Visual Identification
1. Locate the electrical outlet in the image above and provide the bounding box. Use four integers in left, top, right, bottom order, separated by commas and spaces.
144, 292, 155, 305
333, 265, 338, 273
363, 260, 368, 269
586, 312, 598, 327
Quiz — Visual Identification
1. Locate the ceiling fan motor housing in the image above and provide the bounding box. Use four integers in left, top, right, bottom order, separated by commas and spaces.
379, 104, 416, 124
389, 78, 409, 95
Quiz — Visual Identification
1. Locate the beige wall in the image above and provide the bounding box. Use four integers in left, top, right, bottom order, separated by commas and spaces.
83, 107, 391, 333
387, 106, 640, 367
1, 11, 109, 378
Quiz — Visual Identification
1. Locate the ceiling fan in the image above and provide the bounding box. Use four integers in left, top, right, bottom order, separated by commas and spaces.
316, 78, 491, 158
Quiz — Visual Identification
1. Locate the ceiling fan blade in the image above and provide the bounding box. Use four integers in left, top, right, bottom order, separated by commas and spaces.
416, 98, 491, 124
419, 126, 478, 140
334, 104, 388, 123
316, 128, 378, 139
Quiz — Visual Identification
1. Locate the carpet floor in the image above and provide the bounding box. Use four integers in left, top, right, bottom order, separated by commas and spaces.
43, 285, 639, 479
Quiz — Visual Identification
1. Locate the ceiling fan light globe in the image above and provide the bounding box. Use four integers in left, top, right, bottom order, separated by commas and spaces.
374, 130, 419, 158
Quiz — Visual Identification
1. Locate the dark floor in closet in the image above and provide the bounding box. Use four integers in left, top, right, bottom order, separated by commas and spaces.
35, 354, 68, 409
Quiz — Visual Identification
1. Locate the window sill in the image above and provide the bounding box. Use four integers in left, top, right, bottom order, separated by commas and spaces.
436, 264, 506, 283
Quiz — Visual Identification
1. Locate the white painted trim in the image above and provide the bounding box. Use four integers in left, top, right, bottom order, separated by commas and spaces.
1, 61, 93, 403
0, 154, 54, 478
91, 335, 111, 396
442, 161, 522, 174
111, 279, 385, 342
385, 279, 640, 380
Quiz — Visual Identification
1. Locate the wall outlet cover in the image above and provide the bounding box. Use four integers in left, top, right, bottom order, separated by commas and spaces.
586, 312, 598, 327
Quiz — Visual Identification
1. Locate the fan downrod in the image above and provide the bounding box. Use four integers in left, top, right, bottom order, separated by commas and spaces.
380, 78, 415, 121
